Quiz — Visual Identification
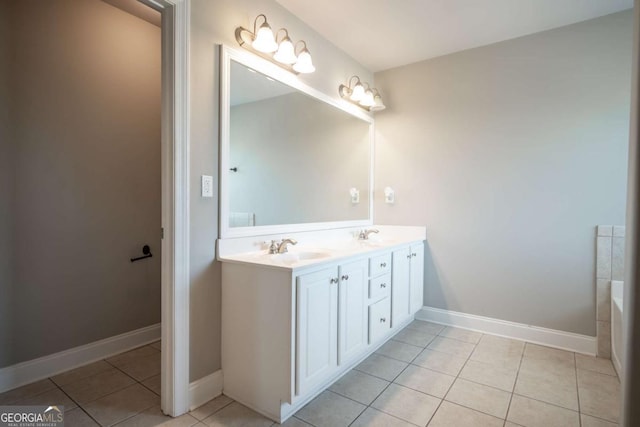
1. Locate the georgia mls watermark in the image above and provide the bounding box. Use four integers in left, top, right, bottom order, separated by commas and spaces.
0, 406, 64, 427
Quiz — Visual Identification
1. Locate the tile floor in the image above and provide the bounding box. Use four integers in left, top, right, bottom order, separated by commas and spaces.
0, 320, 620, 426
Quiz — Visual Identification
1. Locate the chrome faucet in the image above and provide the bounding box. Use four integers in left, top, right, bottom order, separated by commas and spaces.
268, 238, 298, 254
358, 229, 379, 240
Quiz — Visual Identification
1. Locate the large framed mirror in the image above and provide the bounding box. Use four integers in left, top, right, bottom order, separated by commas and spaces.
219, 46, 374, 238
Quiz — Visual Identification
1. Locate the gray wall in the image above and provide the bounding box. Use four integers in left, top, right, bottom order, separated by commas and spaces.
229, 92, 370, 227
374, 11, 633, 336
189, 0, 372, 381
0, 0, 13, 367
1, 0, 161, 367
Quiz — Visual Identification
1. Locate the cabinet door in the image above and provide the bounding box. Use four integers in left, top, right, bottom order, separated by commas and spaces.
392, 247, 412, 327
369, 297, 391, 343
296, 267, 338, 396
410, 243, 425, 314
338, 259, 368, 365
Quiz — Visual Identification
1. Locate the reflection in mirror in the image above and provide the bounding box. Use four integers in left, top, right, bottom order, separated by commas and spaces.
228, 60, 371, 229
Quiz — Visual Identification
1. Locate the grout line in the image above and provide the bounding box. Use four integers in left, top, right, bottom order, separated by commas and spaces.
55, 383, 112, 427
426, 334, 484, 426
75, 405, 103, 426
438, 333, 518, 422
53, 383, 103, 426
346, 331, 440, 427
311, 327, 437, 426
103, 358, 158, 387
511, 392, 582, 414
138, 381, 161, 397
575, 352, 582, 427
68, 358, 159, 425
190, 395, 234, 421
501, 337, 524, 426
293, 415, 314, 426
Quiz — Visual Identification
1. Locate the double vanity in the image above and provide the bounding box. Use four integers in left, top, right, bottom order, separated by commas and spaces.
216, 45, 426, 422
218, 226, 426, 422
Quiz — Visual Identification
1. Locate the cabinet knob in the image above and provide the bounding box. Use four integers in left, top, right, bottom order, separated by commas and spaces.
412, 253, 417, 257
330, 278, 338, 284
380, 318, 386, 323
380, 262, 387, 268
407, 254, 412, 259
341, 275, 349, 281
380, 283, 386, 288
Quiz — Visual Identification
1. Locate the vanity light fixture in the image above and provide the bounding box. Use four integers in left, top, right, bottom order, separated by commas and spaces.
235, 14, 315, 74
339, 76, 386, 112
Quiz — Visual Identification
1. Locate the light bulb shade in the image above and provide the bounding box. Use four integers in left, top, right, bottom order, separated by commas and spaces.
350, 83, 365, 102
370, 94, 386, 111
338, 84, 351, 99
360, 90, 375, 107
273, 37, 297, 64
252, 23, 278, 53
293, 49, 315, 73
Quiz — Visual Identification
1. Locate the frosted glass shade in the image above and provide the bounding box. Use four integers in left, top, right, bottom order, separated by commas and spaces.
350, 83, 365, 102
293, 49, 315, 73
370, 94, 386, 111
274, 38, 297, 64
360, 90, 375, 107
252, 23, 278, 53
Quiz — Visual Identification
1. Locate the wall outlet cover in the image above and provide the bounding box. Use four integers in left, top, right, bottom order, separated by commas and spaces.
350, 188, 360, 203
384, 187, 395, 204
201, 175, 213, 198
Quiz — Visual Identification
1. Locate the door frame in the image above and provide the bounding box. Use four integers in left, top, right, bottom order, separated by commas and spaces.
140, 0, 190, 417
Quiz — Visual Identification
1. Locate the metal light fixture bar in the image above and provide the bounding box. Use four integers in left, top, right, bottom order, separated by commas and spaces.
338, 75, 386, 112
235, 14, 315, 75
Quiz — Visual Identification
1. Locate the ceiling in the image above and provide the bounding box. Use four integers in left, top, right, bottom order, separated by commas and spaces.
275, 0, 633, 72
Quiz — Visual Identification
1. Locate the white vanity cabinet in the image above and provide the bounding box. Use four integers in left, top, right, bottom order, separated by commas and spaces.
392, 243, 425, 327
296, 259, 368, 396
220, 241, 424, 423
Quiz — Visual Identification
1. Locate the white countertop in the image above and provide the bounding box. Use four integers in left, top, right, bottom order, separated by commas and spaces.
217, 225, 426, 271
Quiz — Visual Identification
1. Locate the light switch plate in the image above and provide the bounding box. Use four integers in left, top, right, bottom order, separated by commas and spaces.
201, 175, 213, 198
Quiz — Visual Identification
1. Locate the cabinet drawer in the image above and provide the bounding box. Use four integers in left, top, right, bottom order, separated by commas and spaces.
369, 297, 391, 344
369, 273, 391, 301
369, 253, 391, 277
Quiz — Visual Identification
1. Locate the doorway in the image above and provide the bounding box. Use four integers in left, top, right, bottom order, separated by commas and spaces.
0, 0, 189, 418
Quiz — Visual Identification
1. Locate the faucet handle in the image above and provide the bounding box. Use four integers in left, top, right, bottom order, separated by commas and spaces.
268, 240, 278, 254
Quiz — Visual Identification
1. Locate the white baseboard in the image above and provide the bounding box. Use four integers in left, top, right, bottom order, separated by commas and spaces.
189, 370, 223, 411
0, 323, 161, 393
417, 306, 597, 355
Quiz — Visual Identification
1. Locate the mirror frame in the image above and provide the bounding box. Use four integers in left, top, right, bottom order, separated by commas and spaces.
219, 45, 375, 238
